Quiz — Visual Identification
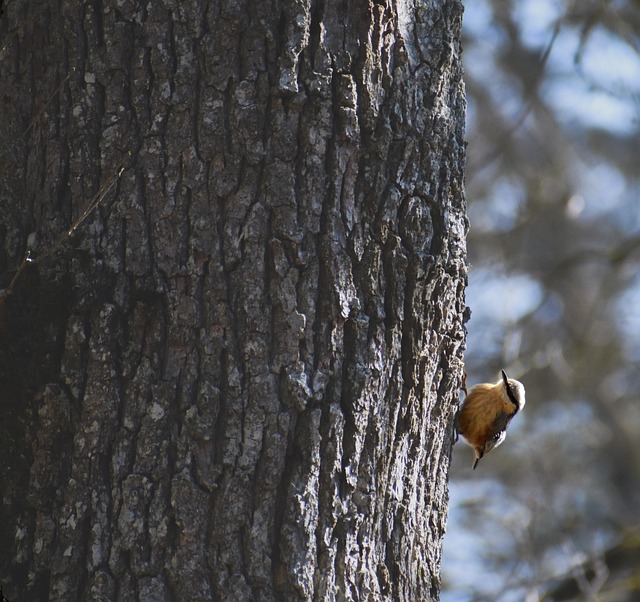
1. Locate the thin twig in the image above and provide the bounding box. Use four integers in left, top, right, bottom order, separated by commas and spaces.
4, 154, 130, 294
34, 160, 128, 264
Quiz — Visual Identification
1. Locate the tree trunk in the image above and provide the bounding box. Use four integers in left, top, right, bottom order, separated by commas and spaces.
0, 0, 466, 600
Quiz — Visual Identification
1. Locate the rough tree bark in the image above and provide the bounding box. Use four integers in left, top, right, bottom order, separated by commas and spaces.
0, 0, 466, 600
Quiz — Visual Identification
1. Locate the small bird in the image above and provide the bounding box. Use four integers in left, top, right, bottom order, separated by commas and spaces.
458, 370, 526, 469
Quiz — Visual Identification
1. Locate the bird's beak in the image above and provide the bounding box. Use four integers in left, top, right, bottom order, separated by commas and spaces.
501, 369, 509, 385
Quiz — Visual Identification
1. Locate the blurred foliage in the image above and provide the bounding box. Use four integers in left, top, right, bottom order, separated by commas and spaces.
443, 0, 640, 600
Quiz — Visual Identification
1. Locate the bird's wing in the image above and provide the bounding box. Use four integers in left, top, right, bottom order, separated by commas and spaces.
491, 410, 515, 434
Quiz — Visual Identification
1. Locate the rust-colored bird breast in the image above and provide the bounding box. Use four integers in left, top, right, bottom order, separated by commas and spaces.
458, 383, 495, 447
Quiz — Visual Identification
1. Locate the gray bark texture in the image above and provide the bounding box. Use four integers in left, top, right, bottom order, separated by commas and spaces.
0, 0, 467, 600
